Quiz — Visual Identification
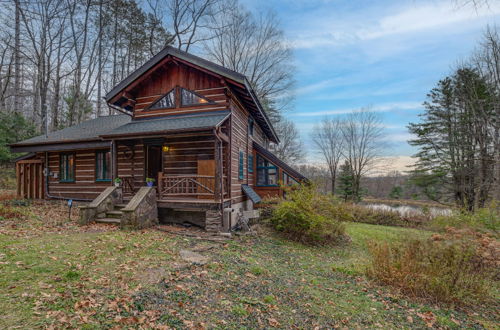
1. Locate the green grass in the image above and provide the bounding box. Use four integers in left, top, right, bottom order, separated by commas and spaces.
0, 212, 497, 328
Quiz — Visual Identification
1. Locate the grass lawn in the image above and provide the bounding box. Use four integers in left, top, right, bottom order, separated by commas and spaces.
0, 200, 498, 329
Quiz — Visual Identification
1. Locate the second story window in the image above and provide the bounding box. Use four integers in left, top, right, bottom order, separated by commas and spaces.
248, 118, 254, 136
180, 88, 214, 106
149, 88, 175, 110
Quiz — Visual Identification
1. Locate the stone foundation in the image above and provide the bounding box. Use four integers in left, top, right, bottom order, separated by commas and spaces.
205, 209, 222, 232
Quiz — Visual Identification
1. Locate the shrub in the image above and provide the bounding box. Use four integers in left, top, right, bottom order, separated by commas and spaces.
348, 204, 431, 228
366, 229, 499, 306
269, 185, 346, 245
431, 202, 499, 234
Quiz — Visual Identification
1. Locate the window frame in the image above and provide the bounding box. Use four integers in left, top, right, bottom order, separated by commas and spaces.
248, 118, 254, 136
179, 87, 215, 107
59, 152, 76, 183
248, 154, 254, 173
146, 88, 176, 111
95, 150, 112, 182
256, 154, 278, 187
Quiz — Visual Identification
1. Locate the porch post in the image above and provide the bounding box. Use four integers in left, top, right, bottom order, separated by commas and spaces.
111, 140, 118, 180
214, 139, 221, 202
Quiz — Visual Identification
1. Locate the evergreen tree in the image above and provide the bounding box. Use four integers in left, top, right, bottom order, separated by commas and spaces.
0, 112, 36, 164
388, 186, 403, 199
408, 67, 496, 210
336, 161, 356, 202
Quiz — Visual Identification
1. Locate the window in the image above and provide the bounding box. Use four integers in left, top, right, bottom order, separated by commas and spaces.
248, 118, 254, 136
248, 154, 254, 173
59, 153, 75, 182
96, 151, 111, 181
180, 88, 213, 106
283, 172, 299, 186
256, 154, 278, 186
239, 151, 244, 180
149, 88, 175, 110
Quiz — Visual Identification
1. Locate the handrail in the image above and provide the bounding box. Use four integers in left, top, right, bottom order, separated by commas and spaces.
158, 173, 227, 200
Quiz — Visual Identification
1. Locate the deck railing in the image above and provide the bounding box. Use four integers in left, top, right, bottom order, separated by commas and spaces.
157, 173, 227, 200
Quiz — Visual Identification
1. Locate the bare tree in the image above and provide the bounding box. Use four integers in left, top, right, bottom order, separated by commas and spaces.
341, 109, 385, 200
270, 118, 304, 165
473, 26, 500, 201
204, 0, 294, 113
312, 117, 344, 194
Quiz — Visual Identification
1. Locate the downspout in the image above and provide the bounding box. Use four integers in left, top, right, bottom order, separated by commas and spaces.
213, 128, 225, 221
44, 151, 93, 202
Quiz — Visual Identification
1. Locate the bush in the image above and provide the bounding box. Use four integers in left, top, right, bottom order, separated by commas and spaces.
269, 185, 346, 245
431, 202, 499, 234
348, 204, 430, 228
367, 229, 499, 305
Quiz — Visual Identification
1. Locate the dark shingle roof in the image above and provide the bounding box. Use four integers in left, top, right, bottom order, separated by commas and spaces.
100, 111, 230, 138
11, 115, 131, 146
241, 184, 262, 204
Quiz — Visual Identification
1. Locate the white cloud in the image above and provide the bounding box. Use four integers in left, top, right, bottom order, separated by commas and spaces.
293, 101, 422, 117
291, 1, 500, 49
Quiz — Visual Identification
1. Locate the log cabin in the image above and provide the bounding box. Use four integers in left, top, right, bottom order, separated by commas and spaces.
10, 46, 306, 231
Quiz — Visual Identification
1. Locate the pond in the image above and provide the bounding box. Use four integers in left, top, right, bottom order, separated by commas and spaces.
362, 202, 453, 218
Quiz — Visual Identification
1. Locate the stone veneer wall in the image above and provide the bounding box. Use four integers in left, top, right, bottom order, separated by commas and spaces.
205, 209, 222, 232
121, 187, 158, 230
79, 187, 122, 225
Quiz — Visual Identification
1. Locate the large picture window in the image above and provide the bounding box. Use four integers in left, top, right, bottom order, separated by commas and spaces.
96, 151, 111, 181
59, 153, 75, 182
256, 154, 277, 186
283, 172, 299, 186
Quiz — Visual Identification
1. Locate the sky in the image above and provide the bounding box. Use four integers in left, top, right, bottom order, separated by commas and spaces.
242, 0, 500, 172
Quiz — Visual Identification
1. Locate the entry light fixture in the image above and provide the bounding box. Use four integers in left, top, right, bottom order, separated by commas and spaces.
162, 145, 170, 152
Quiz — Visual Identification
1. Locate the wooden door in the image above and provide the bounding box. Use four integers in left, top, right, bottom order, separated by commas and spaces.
197, 159, 215, 199
16, 159, 44, 199
146, 145, 162, 185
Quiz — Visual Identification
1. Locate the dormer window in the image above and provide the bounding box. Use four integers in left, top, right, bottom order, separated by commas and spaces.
149, 88, 175, 110
180, 88, 214, 106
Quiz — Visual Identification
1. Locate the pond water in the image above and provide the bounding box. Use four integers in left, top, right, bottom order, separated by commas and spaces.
362, 203, 453, 218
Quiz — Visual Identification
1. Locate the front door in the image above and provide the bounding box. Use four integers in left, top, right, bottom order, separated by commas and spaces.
146, 145, 162, 185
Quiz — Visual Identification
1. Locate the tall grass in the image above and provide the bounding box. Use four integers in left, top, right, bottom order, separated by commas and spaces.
367, 229, 499, 306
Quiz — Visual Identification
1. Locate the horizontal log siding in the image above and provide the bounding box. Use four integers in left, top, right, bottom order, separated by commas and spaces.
132, 62, 229, 119
117, 143, 145, 198
47, 149, 111, 200
163, 134, 215, 175
229, 96, 274, 203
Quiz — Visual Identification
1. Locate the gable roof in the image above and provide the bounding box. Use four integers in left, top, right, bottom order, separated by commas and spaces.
101, 111, 230, 139
10, 115, 131, 147
253, 141, 307, 182
104, 46, 279, 143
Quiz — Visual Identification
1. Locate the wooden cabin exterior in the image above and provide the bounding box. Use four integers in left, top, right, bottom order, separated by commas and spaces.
10, 46, 305, 230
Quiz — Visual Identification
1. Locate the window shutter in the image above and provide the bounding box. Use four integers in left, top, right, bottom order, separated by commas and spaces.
239, 151, 244, 180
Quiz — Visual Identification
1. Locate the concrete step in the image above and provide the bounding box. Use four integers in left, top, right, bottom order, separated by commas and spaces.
106, 210, 123, 219
95, 218, 120, 224
114, 204, 127, 209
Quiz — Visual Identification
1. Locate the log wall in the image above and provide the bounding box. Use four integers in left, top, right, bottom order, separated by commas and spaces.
46, 149, 111, 200
132, 63, 229, 119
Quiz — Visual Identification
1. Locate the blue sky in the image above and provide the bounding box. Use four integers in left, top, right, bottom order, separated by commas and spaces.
243, 0, 500, 170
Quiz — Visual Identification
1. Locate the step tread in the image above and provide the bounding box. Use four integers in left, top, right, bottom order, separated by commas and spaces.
95, 218, 121, 224
114, 204, 128, 208
107, 210, 123, 215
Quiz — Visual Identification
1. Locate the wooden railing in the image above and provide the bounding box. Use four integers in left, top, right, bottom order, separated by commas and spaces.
158, 173, 227, 200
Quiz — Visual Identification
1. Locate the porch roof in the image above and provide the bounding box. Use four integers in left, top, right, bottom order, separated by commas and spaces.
100, 111, 230, 139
